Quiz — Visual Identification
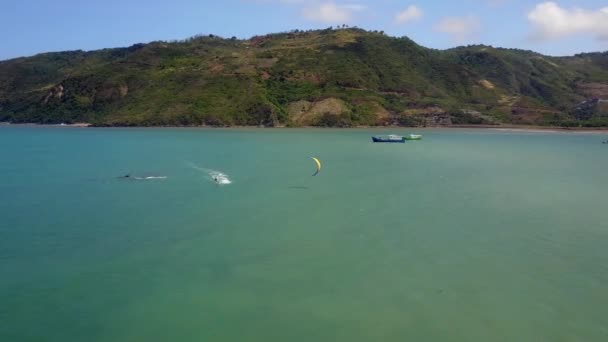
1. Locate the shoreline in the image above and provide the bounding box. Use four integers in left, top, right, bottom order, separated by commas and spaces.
0, 122, 91, 127
2, 122, 608, 133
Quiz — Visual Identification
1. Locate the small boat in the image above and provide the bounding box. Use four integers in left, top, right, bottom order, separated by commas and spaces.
405, 134, 422, 140
372, 135, 406, 143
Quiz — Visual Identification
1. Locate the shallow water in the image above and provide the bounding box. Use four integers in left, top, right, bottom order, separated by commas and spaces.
1, 127, 608, 341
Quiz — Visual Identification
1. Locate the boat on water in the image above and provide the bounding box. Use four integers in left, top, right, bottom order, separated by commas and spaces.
405, 134, 422, 140
372, 135, 406, 143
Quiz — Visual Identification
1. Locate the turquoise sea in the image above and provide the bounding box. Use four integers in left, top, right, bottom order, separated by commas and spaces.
1, 126, 608, 341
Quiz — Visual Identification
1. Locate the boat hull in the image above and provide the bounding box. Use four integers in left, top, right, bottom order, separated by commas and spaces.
372, 137, 405, 143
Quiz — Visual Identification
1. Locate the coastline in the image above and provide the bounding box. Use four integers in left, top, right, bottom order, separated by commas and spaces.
2, 122, 607, 133
0, 122, 91, 127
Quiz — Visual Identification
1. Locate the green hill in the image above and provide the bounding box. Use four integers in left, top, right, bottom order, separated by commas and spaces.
1, 28, 608, 127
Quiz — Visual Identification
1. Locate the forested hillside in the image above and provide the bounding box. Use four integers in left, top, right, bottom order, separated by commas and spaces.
1, 28, 607, 127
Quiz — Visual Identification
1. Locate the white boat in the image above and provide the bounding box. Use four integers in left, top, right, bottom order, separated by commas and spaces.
405, 134, 422, 140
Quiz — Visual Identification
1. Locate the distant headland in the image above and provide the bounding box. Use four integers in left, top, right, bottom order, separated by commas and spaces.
1, 28, 607, 128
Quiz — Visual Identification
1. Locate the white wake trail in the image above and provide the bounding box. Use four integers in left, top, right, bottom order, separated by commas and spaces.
188, 163, 232, 185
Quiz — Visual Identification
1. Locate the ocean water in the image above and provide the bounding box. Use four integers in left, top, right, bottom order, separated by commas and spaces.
1, 126, 608, 341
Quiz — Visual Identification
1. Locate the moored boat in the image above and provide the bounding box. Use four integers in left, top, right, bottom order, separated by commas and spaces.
372, 135, 406, 143
405, 134, 422, 140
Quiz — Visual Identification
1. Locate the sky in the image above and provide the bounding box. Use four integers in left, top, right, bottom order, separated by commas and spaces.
1, 0, 608, 60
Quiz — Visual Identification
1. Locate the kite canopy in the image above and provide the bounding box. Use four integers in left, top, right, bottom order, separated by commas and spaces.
311, 157, 321, 176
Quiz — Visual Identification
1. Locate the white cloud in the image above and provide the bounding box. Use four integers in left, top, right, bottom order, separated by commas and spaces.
342, 4, 366, 11
395, 5, 423, 25
302, 2, 365, 23
435, 16, 480, 42
528, 2, 608, 41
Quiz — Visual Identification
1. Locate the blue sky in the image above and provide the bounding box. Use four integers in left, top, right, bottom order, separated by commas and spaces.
1, 0, 607, 60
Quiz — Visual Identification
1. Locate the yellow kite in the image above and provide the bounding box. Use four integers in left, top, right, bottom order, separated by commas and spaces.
311, 157, 321, 176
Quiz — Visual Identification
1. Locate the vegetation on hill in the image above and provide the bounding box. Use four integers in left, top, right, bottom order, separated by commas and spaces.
1, 28, 607, 127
